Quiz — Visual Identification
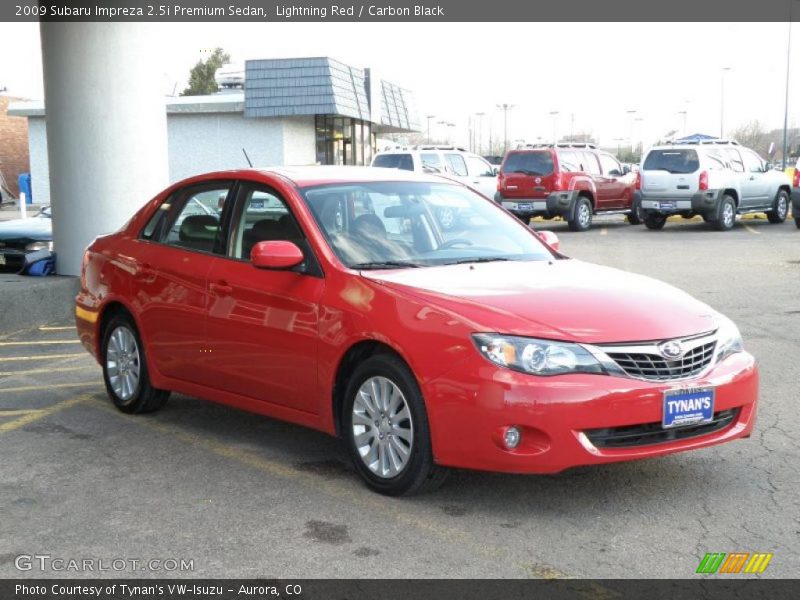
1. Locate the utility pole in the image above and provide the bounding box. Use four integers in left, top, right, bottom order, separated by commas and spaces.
426, 114, 435, 143
475, 112, 485, 155
497, 104, 515, 154
720, 67, 731, 138
549, 111, 559, 144
782, 3, 796, 168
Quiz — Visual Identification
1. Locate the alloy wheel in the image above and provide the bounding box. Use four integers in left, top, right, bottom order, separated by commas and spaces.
106, 325, 141, 401
351, 376, 414, 479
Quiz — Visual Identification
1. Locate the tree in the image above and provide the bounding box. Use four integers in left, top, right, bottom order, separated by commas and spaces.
181, 48, 230, 96
730, 120, 771, 157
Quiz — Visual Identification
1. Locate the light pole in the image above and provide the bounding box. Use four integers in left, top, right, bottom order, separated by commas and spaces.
634, 117, 644, 159
678, 110, 688, 135
613, 137, 625, 160
497, 104, 515, 154
475, 112, 485, 155
549, 110, 559, 144
781, 2, 797, 169
425, 115, 436, 143
720, 66, 731, 138
626, 109, 637, 153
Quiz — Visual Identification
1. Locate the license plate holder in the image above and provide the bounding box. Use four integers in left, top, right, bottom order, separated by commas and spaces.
658, 201, 676, 210
663, 386, 715, 429
517, 203, 532, 211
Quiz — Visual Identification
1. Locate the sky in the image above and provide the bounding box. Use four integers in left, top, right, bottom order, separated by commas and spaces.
1, 21, 798, 150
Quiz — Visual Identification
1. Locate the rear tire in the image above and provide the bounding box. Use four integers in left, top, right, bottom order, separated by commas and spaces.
767, 190, 789, 224
626, 197, 643, 225
568, 197, 593, 232
343, 353, 448, 496
644, 213, 667, 230
715, 195, 736, 231
101, 314, 169, 414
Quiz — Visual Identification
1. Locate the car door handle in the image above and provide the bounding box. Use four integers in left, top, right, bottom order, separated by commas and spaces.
749, 176, 755, 180
209, 281, 233, 295
134, 263, 155, 281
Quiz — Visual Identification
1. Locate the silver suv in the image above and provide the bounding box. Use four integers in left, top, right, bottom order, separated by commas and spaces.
639, 140, 792, 231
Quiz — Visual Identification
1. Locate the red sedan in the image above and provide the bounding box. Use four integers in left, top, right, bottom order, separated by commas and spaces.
75, 167, 758, 495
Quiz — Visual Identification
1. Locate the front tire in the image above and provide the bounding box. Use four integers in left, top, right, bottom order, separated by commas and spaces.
715, 195, 736, 231
568, 196, 593, 232
343, 354, 447, 496
767, 190, 789, 224
644, 213, 667, 230
101, 314, 169, 414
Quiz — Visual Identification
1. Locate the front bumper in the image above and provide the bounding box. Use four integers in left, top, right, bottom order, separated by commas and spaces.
424, 350, 758, 474
499, 191, 576, 217
641, 190, 723, 215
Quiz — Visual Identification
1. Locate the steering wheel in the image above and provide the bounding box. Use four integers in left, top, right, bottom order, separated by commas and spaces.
438, 238, 474, 250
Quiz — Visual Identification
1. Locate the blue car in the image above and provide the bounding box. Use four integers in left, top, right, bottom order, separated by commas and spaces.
0, 206, 53, 273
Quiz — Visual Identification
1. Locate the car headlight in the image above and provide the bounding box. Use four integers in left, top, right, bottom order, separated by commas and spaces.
715, 316, 744, 362
472, 333, 605, 376
25, 241, 53, 252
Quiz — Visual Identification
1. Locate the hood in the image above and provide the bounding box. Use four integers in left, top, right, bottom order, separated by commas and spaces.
362, 259, 718, 344
0, 215, 53, 244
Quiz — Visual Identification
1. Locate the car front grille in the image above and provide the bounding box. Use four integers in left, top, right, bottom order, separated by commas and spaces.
605, 340, 716, 381
584, 409, 739, 448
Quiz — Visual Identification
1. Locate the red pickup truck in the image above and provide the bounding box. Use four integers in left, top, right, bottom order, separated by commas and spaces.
495, 144, 642, 231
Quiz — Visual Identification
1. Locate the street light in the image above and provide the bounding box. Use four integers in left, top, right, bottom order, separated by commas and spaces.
475, 112, 485, 155
678, 110, 688, 135
781, 1, 798, 169
549, 110, 560, 144
425, 115, 436, 143
626, 109, 637, 153
497, 104, 515, 153
720, 67, 731, 138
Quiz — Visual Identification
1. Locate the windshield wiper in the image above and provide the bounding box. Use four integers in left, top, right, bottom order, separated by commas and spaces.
351, 261, 423, 270
444, 257, 512, 265
511, 169, 543, 176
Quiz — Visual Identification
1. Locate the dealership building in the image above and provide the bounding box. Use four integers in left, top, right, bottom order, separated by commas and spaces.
9, 56, 420, 206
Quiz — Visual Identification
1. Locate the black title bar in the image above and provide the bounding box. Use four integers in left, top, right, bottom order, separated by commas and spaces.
4, 0, 800, 22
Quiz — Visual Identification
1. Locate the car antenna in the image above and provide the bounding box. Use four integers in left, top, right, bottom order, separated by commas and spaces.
242, 148, 253, 168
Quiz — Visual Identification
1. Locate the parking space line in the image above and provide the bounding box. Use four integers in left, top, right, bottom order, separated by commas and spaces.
0, 353, 86, 363
87, 398, 571, 579
0, 340, 81, 347
0, 409, 44, 417
38, 326, 75, 332
743, 224, 761, 235
0, 365, 96, 377
0, 394, 90, 434
0, 381, 99, 394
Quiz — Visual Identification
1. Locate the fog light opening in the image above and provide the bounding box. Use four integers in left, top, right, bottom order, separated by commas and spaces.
504, 426, 521, 450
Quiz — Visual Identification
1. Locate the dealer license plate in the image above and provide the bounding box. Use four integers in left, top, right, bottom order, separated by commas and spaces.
663, 386, 715, 429
658, 201, 676, 210
516, 203, 532, 211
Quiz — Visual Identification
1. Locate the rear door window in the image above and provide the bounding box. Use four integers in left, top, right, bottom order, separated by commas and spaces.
420, 153, 443, 173
444, 154, 469, 176
466, 156, 496, 177
599, 154, 624, 176
643, 150, 700, 174
502, 152, 554, 176
581, 152, 601, 175
372, 154, 414, 171
557, 150, 581, 172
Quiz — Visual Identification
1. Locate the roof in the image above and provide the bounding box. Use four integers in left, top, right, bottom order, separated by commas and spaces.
264, 165, 450, 187
7, 93, 245, 118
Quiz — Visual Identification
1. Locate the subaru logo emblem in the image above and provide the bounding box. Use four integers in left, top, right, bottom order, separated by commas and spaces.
535, 177, 542, 184
659, 341, 684, 360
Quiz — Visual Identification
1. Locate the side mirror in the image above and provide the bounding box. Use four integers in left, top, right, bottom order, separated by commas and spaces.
534, 230, 560, 252
764, 162, 773, 172
251, 240, 304, 270
623, 165, 631, 175
493, 167, 500, 176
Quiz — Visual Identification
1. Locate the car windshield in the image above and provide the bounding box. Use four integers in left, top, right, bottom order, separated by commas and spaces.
301, 181, 556, 269
502, 152, 554, 176
643, 149, 700, 174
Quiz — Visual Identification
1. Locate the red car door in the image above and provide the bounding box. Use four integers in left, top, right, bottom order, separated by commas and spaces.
133, 181, 234, 383
203, 182, 325, 414
596, 153, 628, 209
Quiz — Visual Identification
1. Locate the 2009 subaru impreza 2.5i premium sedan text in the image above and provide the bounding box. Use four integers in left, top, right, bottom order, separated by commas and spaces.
75, 167, 758, 495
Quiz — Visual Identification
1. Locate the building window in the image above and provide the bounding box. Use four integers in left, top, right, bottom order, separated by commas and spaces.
314, 115, 374, 166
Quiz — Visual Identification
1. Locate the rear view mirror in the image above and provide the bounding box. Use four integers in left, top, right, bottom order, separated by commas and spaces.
534, 230, 560, 252
251, 240, 304, 269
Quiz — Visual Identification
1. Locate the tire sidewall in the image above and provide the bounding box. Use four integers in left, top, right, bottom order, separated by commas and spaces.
343, 354, 434, 496
573, 197, 592, 231
773, 191, 789, 221
101, 315, 145, 411
717, 196, 736, 231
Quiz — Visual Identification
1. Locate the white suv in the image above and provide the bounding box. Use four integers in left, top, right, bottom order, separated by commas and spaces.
639, 140, 792, 231
371, 145, 498, 201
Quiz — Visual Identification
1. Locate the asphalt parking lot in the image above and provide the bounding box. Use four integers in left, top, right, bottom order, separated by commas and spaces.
1, 213, 798, 579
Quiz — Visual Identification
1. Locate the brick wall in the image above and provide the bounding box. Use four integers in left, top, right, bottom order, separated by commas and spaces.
0, 95, 31, 198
